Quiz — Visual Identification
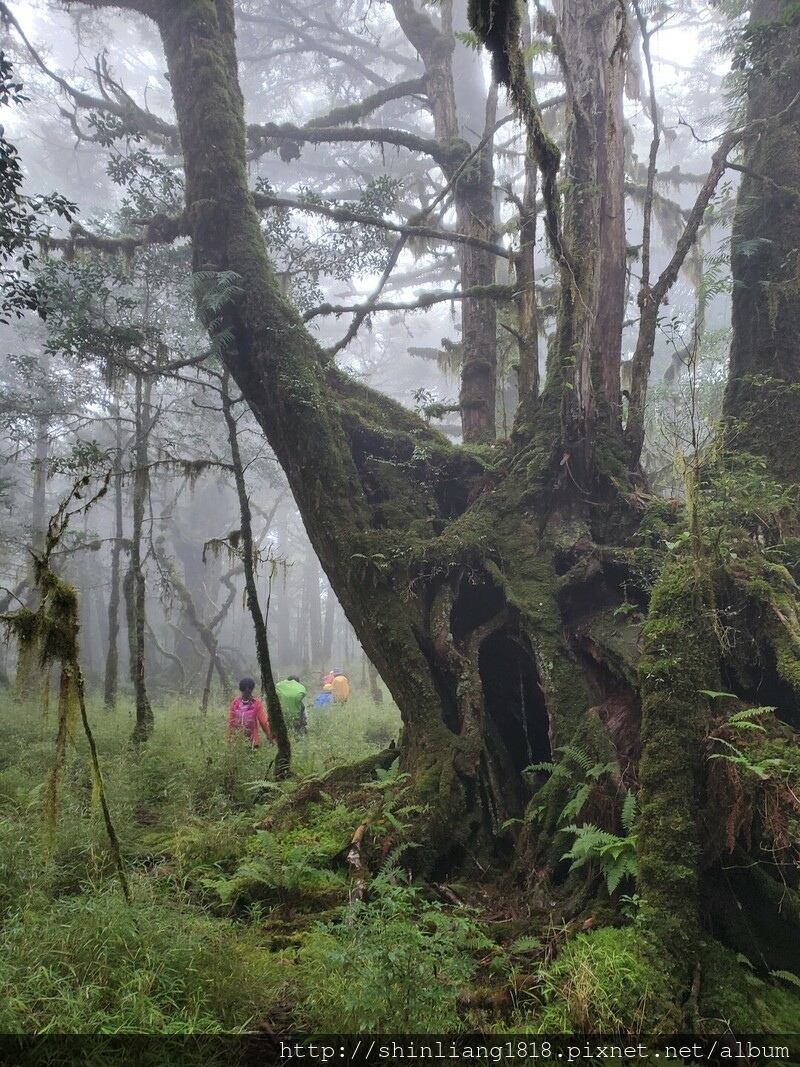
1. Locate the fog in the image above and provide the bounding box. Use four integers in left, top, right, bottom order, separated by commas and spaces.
0, 0, 738, 704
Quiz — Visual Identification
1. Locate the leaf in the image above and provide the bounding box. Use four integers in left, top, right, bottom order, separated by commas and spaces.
500, 817, 524, 830
509, 936, 542, 954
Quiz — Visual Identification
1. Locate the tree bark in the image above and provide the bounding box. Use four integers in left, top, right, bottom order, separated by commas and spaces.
723, 0, 800, 483
540, 0, 629, 483
390, 0, 499, 442
103, 409, 125, 710
221, 371, 291, 777
126, 373, 154, 743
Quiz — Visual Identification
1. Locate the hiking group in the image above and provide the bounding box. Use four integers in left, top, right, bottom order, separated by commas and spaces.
226, 669, 350, 747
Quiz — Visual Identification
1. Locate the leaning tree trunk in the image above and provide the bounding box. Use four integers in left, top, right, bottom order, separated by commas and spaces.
149, 0, 633, 873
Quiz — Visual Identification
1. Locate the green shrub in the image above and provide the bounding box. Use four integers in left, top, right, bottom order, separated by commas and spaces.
202, 795, 356, 910
294, 870, 488, 1033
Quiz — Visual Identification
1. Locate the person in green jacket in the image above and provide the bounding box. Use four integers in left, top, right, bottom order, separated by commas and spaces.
275, 675, 308, 734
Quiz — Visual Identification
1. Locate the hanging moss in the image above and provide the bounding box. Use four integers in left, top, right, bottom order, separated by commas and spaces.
2, 477, 129, 903
467, 0, 521, 88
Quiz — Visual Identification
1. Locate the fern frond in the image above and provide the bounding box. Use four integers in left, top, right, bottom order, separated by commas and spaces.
559, 783, 591, 823
510, 936, 543, 954
558, 745, 594, 773
621, 790, 637, 835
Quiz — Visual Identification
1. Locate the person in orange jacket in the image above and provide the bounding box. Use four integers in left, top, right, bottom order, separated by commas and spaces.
330, 670, 350, 704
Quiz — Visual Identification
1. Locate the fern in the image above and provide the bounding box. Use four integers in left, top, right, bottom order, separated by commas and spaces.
707, 737, 784, 779
727, 706, 775, 730
509, 935, 543, 954
191, 270, 244, 314
621, 790, 637, 835
561, 823, 622, 867
558, 744, 594, 774
558, 782, 592, 823
524, 760, 556, 775
561, 823, 638, 897
453, 30, 481, 51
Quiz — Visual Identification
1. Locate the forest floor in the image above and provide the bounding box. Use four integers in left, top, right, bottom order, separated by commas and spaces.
1, 686, 799, 1041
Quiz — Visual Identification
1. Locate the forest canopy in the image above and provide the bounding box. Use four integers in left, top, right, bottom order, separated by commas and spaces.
1, 0, 800, 1040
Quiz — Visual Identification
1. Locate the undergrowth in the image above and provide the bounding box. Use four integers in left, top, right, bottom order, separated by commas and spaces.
0, 684, 798, 1036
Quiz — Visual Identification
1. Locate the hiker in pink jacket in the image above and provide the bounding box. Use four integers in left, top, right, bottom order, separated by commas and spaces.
227, 677, 272, 748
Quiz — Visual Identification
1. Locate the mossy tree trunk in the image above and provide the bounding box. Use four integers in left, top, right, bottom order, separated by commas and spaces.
149, 0, 585, 861
533, 0, 629, 487
723, 0, 800, 483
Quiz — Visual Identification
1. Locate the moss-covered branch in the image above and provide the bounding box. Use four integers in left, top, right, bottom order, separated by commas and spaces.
252, 190, 509, 259
304, 284, 518, 322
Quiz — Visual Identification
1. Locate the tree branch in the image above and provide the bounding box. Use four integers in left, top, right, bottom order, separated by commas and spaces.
252, 190, 508, 259
245, 119, 450, 167
626, 91, 800, 467
725, 162, 800, 206
323, 123, 505, 357
1, 3, 174, 144
304, 284, 518, 321
305, 77, 429, 129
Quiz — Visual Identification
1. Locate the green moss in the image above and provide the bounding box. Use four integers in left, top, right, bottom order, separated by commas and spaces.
637, 558, 719, 977
586, 615, 642, 689
699, 940, 800, 1032
467, 0, 521, 88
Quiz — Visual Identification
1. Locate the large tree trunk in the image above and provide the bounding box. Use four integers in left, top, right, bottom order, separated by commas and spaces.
540, 0, 629, 483
390, 0, 499, 443
723, 0, 800, 481
153, 0, 603, 859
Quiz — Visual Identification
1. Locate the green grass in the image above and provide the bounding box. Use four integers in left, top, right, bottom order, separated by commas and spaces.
0, 686, 413, 1034
2, 684, 798, 1036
